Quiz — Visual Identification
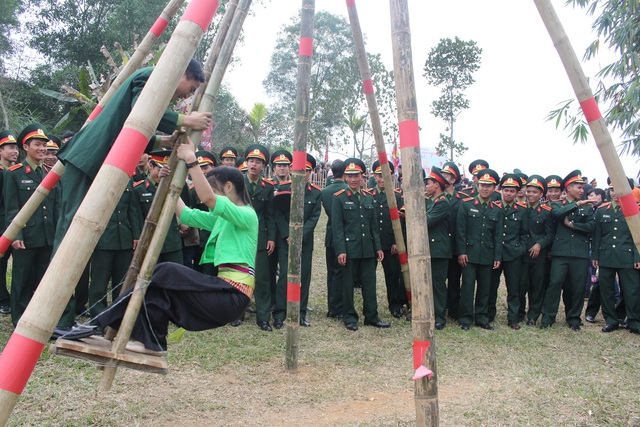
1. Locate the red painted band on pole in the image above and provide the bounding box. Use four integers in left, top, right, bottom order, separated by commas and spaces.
398, 251, 408, 265
389, 207, 400, 221
0, 333, 45, 394
412, 340, 430, 370
181, 0, 219, 32
103, 128, 150, 176
41, 170, 61, 192
150, 17, 169, 37
287, 283, 301, 302
87, 105, 104, 122
399, 120, 420, 148
0, 235, 11, 256
406, 290, 411, 301
579, 98, 602, 123
299, 37, 314, 57
362, 79, 374, 95
619, 193, 640, 217
378, 151, 388, 165
292, 151, 306, 171
346, 0, 356, 7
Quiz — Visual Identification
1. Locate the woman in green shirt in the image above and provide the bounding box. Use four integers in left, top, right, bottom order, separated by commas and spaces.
97, 139, 258, 355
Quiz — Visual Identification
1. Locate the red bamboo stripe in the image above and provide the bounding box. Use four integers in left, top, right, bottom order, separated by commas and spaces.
412, 340, 430, 369
150, 17, 169, 37
103, 128, 149, 175
378, 151, 388, 165
406, 290, 411, 301
362, 79, 374, 95
0, 235, 11, 255
389, 206, 400, 221
398, 251, 408, 265
292, 151, 306, 171
399, 120, 420, 148
40, 170, 61, 192
287, 282, 301, 302
579, 97, 602, 123
299, 37, 313, 57
181, 0, 219, 32
346, 0, 356, 7
0, 334, 45, 394
619, 193, 640, 217
87, 105, 104, 122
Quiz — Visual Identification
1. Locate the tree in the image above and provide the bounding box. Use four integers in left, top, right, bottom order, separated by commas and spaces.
245, 102, 267, 143
423, 37, 482, 162
547, 1, 640, 156
0, 0, 24, 60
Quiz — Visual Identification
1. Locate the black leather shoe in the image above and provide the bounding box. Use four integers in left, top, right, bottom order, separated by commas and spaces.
364, 320, 391, 328
569, 324, 581, 331
435, 322, 445, 330
0, 305, 10, 315
508, 322, 521, 330
51, 325, 95, 341
257, 321, 272, 332
601, 323, 619, 333
475, 322, 494, 331
540, 323, 551, 330
526, 319, 535, 327
391, 310, 403, 319
345, 322, 358, 331
326, 312, 343, 319
230, 318, 243, 327
585, 315, 596, 323
460, 324, 470, 331
299, 318, 311, 327
273, 319, 284, 329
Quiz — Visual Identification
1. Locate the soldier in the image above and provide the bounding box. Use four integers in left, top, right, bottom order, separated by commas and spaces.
368, 160, 406, 318
132, 153, 150, 182
190, 150, 217, 275
0, 130, 19, 315
0, 130, 19, 169
462, 159, 489, 196
424, 167, 451, 329
545, 175, 563, 203
591, 178, 639, 334
520, 175, 554, 326
4, 124, 58, 326
44, 137, 60, 168
456, 168, 503, 330
236, 157, 247, 173
332, 158, 389, 331
219, 146, 239, 167
488, 174, 529, 330
515, 172, 528, 203
321, 160, 348, 318
541, 170, 595, 331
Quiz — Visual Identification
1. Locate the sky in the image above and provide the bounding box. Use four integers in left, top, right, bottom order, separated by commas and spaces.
222, 0, 639, 186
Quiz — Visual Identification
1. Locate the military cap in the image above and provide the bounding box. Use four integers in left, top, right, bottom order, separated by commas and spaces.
562, 170, 583, 188
441, 162, 461, 184
17, 123, 48, 145
526, 174, 547, 193
235, 157, 247, 172
469, 159, 489, 175
343, 158, 366, 174
606, 176, 635, 190
306, 153, 317, 171
0, 130, 18, 147
371, 160, 394, 174
47, 135, 61, 150
244, 144, 269, 163
546, 175, 563, 189
516, 172, 528, 187
149, 149, 171, 165
476, 168, 500, 185
426, 167, 448, 189
500, 173, 522, 189
271, 149, 292, 165
219, 146, 238, 159
196, 150, 217, 166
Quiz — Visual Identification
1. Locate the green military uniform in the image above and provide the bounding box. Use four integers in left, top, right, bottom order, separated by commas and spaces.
0, 130, 17, 312
425, 184, 451, 326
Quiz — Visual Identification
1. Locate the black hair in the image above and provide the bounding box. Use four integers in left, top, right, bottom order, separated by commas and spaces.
185, 58, 206, 83
331, 159, 346, 178
206, 166, 251, 205
61, 130, 75, 139
426, 177, 446, 192
587, 187, 605, 200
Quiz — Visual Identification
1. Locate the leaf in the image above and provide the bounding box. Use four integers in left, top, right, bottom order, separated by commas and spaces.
38, 88, 78, 103
78, 68, 90, 96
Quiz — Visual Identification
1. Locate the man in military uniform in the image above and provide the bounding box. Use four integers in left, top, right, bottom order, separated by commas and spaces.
424, 167, 451, 330
545, 175, 563, 203
0, 130, 19, 314
332, 158, 389, 331
321, 159, 348, 318
190, 150, 217, 274
515, 172, 528, 204
488, 174, 529, 330
236, 157, 247, 173
219, 146, 238, 167
44, 137, 60, 168
0, 130, 19, 168
591, 178, 640, 334
463, 159, 489, 196
520, 175, 554, 326
456, 168, 503, 330
541, 170, 595, 330
4, 124, 58, 326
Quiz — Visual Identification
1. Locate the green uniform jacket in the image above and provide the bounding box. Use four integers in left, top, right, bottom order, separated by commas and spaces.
132, 178, 182, 254
321, 179, 348, 247
550, 199, 595, 259
4, 163, 58, 246
592, 202, 640, 268
57, 67, 179, 179
523, 203, 554, 264
273, 181, 323, 252
95, 181, 140, 250
426, 193, 452, 259
0, 165, 6, 233
332, 188, 381, 258
493, 200, 529, 262
245, 176, 276, 250
446, 189, 467, 257
368, 187, 404, 251
456, 197, 503, 265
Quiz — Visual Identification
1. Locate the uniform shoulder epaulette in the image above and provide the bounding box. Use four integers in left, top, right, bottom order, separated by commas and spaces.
362, 188, 373, 195
493, 200, 502, 208
132, 179, 145, 188
541, 204, 552, 211
516, 201, 527, 208
279, 180, 291, 185
334, 189, 346, 196
457, 190, 469, 198
598, 202, 611, 209
8, 163, 22, 171
310, 183, 322, 191
394, 188, 403, 194
261, 177, 275, 185
462, 197, 474, 202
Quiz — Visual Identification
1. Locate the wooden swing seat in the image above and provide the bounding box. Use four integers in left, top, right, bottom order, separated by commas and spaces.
49, 336, 168, 374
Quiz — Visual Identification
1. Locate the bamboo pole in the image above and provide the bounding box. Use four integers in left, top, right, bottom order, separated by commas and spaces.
0, 1, 219, 423
389, 0, 439, 425
285, 0, 315, 373
0, 0, 186, 261
345, 0, 411, 305
533, 0, 640, 254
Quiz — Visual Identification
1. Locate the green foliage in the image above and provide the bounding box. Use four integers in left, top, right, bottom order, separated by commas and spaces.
0, 0, 24, 59
246, 102, 267, 143
423, 37, 482, 161
210, 87, 255, 154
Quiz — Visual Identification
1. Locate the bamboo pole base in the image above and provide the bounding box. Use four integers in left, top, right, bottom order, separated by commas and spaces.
50, 336, 168, 374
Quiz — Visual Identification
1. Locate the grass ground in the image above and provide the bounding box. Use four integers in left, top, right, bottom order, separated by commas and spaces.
2, 212, 640, 426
